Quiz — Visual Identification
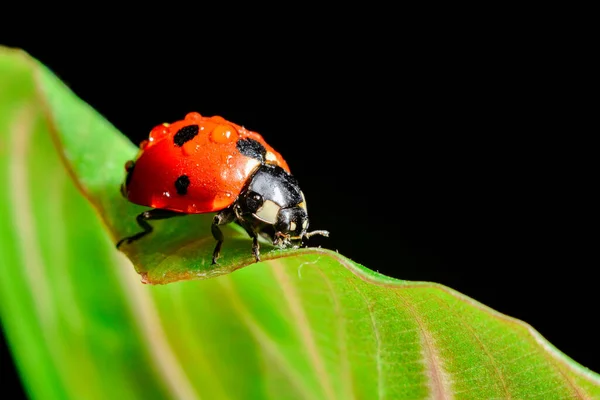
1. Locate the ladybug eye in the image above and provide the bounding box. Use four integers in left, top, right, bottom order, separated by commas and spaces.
245, 191, 264, 213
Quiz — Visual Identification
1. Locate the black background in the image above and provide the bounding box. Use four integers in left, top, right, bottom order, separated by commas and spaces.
2, 27, 597, 398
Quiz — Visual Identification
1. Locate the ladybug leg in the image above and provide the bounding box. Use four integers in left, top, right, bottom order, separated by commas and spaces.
116, 208, 185, 248
232, 206, 261, 263
211, 207, 235, 264
237, 220, 261, 263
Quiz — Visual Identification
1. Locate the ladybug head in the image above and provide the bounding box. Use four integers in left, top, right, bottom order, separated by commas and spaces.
271, 203, 329, 248
273, 206, 309, 247
239, 164, 328, 248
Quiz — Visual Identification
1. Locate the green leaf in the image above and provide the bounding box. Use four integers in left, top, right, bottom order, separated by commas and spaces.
1, 46, 599, 399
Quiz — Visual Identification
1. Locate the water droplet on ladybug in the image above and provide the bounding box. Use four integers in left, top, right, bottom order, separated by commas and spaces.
213, 192, 234, 209
182, 141, 200, 156
150, 196, 168, 209
149, 124, 170, 144
162, 191, 171, 198
185, 112, 202, 121
210, 124, 239, 143
210, 115, 226, 123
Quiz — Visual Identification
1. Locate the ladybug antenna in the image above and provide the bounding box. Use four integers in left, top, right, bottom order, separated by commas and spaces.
303, 230, 330, 239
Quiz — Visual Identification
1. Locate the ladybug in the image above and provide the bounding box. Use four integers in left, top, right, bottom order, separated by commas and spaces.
116, 112, 329, 264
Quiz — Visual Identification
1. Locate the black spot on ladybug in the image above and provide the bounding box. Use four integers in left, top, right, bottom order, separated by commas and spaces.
236, 138, 266, 161
175, 175, 190, 195
174, 125, 199, 147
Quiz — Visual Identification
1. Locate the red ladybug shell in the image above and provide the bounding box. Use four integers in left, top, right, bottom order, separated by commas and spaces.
123, 112, 290, 214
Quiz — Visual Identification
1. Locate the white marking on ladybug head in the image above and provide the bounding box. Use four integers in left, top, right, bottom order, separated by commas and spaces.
241, 158, 261, 180
302, 219, 308, 230
254, 199, 280, 224
298, 191, 307, 211
266, 151, 277, 163
290, 221, 297, 231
